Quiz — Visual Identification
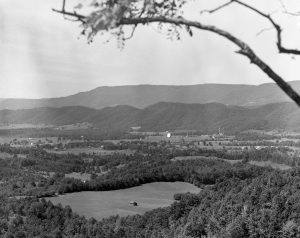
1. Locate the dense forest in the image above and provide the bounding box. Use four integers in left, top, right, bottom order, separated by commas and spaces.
1, 102, 300, 133
1, 140, 300, 237
0, 142, 297, 196
2, 168, 300, 237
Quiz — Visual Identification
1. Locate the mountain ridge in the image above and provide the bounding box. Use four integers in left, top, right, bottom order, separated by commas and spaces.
1, 81, 300, 110
0, 102, 299, 133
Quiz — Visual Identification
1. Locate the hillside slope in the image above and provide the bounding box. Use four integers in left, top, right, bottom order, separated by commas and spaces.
0, 102, 299, 132
1, 81, 300, 110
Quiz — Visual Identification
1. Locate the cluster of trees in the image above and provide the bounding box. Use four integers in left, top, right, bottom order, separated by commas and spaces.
3, 168, 300, 237
1, 140, 298, 196
235, 133, 279, 141
58, 156, 269, 194
241, 147, 299, 167
0, 138, 300, 236
0, 144, 39, 156
230, 140, 300, 148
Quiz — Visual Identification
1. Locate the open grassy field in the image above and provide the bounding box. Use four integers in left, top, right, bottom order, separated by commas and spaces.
0, 136, 17, 144
0, 152, 13, 159
47, 182, 201, 220
65, 172, 91, 181
0, 136, 60, 145
46, 148, 133, 155
249, 160, 291, 170
171, 155, 242, 164
0, 124, 52, 130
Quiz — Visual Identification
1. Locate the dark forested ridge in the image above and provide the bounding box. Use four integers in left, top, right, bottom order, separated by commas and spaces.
1, 81, 300, 110
0, 101, 300, 132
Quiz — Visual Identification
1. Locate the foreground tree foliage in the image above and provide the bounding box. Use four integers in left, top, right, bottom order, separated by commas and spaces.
53, 0, 300, 107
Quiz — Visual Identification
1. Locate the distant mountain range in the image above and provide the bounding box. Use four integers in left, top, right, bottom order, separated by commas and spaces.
1, 81, 300, 110
0, 102, 299, 133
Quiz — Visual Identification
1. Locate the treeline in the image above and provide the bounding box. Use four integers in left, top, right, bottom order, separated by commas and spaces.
235, 133, 279, 141
0, 143, 296, 198
0, 128, 128, 139
230, 140, 300, 147
241, 147, 299, 166
57, 158, 269, 194
195, 146, 299, 167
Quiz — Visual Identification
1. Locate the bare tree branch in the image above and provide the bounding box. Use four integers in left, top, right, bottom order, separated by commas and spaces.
52, 0, 86, 24
52, 3, 300, 107
200, 1, 234, 14
201, 0, 300, 55
256, 27, 274, 36
278, 0, 300, 16
120, 16, 300, 107
123, 25, 138, 40
62, 0, 66, 12
232, 0, 300, 55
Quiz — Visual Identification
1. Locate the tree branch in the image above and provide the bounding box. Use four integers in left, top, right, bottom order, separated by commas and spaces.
201, 0, 300, 55
232, 0, 300, 55
120, 16, 300, 107
52, 2, 300, 107
256, 27, 274, 36
200, 1, 234, 14
62, 0, 66, 12
278, 0, 300, 16
123, 25, 138, 40
52, 2, 86, 24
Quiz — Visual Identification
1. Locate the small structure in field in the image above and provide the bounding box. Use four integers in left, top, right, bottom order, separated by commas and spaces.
129, 201, 138, 206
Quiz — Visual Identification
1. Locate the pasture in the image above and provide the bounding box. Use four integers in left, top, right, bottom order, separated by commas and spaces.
172, 155, 242, 164
0, 152, 13, 159
0, 123, 52, 130
46, 148, 133, 155
0, 136, 18, 144
65, 172, 91, 181
249, 160, 291, 170
48, 182, 201, 220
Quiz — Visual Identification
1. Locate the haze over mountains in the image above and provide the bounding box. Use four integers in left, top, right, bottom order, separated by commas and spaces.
0, 102, 299, 133
1, 81, 300, 110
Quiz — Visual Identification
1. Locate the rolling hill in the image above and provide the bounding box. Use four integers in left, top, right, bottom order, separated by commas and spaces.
1, 81, 300, 110
0, 102, 299, 133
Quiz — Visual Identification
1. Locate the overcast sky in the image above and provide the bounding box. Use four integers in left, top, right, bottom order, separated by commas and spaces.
0, 0, 300, 98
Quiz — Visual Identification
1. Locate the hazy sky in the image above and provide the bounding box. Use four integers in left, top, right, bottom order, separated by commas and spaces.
1, 0, 300, 98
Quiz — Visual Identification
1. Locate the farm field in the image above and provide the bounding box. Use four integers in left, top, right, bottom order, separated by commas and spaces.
65, 172, 91, 181
0, 123, 52, 130
0, 136, 61, 145
0, 152, 13, 159
48, 182, 201, 219
172, 155, 242, 164
46, 148, 134, 155
0, 136, 19, 144
249, 160, 291, 170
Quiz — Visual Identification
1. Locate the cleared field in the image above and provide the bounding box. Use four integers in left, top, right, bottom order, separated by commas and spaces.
46, 148, 133, 155
0, 136, 61, 146
48, 182, 201, 220
0, 152, 13, 159
0, 123, 52, 129
172, 155, 242, 164
65, 172, 91, 181
0, 136, 17, 144
249, 160, 291, 170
